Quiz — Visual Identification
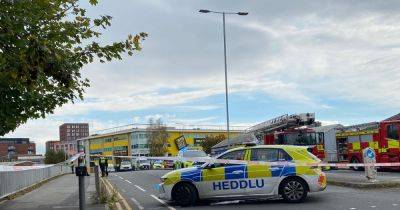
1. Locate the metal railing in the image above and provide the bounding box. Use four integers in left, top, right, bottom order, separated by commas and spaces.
91, 123, 247, 136
0, 164, 72, 199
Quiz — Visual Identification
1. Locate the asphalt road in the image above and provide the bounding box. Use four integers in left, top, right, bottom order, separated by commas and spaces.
107, 170, 400, 210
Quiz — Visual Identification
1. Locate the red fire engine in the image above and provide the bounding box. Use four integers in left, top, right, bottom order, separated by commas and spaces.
336, 114, 400, 170
246, 113, 325, 159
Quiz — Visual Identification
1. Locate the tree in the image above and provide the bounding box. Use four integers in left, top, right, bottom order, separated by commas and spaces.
200, 134, 226, 154
146, 118, 168, 156
0, 0, 147, 135
44, 149, 67, 164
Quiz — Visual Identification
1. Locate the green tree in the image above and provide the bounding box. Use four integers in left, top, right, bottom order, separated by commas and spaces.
200, 134, 226, 154
0, 0, 147, 135
146, 118, 168, 156
44, 149, 67, 164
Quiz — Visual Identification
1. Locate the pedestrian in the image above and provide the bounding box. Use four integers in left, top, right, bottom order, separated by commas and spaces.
104, 158, 109, 176
99, 157, 106, 177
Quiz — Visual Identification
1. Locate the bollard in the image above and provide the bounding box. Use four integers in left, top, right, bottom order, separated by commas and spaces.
94, 165, 100, 199
363, 147, 377, 182
76, 166, 88, 210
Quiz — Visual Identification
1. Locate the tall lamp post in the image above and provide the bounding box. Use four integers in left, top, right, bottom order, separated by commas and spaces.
198, 9, 248, 148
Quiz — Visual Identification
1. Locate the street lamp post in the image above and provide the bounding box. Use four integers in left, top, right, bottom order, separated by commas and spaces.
199, 9, 248, 148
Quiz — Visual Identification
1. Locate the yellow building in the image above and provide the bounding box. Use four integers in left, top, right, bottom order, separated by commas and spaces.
80, 126, 243, 166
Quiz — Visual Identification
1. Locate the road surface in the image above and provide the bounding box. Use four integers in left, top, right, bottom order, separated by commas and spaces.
107, 170, 400, 210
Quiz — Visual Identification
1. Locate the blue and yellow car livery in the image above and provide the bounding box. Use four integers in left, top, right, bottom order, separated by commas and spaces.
159, 145, 326, 206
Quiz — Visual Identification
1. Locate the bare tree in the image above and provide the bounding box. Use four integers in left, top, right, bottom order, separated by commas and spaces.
147, 118, 168, 156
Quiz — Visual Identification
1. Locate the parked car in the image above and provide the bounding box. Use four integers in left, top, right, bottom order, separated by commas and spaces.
133, 157, 151, 170
119, 161, 133, 171
152, 160, 164, 169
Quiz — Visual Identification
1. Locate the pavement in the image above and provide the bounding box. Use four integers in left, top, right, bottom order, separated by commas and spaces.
107, 169, 400, 210
326, 169, 400, 188
0, 173, 104, 210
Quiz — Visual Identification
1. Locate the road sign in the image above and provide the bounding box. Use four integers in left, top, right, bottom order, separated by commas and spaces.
363, 147, 377, 182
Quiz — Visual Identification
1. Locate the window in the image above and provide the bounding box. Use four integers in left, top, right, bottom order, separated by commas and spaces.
360, 134, 372, 142
251, 148, 292, 162
387, 124, 399, 140
347, 136, 359, 143
218, 149, 246, 160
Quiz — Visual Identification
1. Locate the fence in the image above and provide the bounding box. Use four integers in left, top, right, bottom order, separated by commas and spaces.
0, 164, 72, 199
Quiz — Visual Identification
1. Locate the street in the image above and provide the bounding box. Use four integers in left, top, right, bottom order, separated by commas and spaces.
107, 170, 400, 210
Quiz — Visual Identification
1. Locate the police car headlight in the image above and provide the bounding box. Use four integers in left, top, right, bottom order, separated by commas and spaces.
161, 177, 167, 183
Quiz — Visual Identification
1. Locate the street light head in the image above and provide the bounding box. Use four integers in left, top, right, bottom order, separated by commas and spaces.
199, 9, 211, 13
237, 12, 249, 16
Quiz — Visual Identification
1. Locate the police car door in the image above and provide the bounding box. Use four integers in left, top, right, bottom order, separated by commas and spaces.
199, 149, 247, 198
247, 148, 288, 195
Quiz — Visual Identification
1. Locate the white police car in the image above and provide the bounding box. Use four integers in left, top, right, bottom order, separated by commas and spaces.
158, 145, 326, 206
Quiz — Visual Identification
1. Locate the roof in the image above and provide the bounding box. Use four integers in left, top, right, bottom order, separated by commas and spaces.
383, 113, 400, 122
313, 124, 343, 132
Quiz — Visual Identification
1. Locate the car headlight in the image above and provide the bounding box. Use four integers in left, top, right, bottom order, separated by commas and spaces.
161, 177, 167, 182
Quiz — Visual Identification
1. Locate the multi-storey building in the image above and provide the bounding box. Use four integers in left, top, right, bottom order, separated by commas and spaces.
59, 123, 89, 142
58, 123, 89, 155
80, 125, 244, 168
45, 140, 59, 153
0, 138, 36, 160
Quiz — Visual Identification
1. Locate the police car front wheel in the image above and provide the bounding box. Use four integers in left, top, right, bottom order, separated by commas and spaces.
280, 178, 308, 203
172, 182, 198, 207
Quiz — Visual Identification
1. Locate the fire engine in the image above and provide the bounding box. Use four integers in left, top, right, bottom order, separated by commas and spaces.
246, 113, 325, 159
336, 114, 400, 170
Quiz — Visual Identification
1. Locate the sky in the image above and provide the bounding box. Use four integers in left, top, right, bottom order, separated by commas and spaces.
5, 0, 400, 154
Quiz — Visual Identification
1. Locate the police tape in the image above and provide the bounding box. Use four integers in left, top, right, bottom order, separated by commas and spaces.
89, 154, 400, 168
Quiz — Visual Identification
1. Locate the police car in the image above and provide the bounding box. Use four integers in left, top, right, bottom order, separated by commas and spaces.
158, 145, 326, 206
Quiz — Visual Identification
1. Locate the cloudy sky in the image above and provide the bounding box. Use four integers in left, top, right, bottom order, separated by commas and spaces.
5, 0, 400, 154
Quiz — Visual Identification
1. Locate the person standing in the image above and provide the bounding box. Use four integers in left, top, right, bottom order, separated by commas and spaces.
99, 157, 106, 177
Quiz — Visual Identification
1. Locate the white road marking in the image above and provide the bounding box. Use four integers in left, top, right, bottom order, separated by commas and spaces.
349, 208, 357, 210
130, 197, 144, 210
393, 204, 398, 206
134, 185, 146, 192
119, 176, 124, 180
150, 194, 176, 210
53, 206, 79, 209
370, 206, 376, 208
125, 180, 132, 184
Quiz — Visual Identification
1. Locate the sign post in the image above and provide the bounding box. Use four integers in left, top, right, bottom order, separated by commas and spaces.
363, 147, 377, 182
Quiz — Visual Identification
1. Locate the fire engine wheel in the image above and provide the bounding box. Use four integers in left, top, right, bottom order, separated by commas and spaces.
280, 177, 308, 203
172, 182, 198, 207
351, 158, 364, 171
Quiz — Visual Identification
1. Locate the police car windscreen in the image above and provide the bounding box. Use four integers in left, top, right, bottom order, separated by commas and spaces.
183, 150, 207, 157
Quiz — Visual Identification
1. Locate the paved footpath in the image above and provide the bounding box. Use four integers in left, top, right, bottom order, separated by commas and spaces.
0, 173, 104, 210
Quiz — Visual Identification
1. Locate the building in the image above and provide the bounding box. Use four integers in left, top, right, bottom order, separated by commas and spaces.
57, 123, 89, 155
59, 123, 89, 142
0, 138, 36, 161
45, 140, 59, 153
80, 125, 243, 166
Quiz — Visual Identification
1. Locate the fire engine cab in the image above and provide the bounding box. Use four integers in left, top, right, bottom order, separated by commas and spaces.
336, 114, 400, 170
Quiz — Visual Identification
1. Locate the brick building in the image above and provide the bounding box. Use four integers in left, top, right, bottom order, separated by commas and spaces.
45, 140, 59, 153
51, 123, 90, 155
59, 123, 89, 142
0, 138, 36, 160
